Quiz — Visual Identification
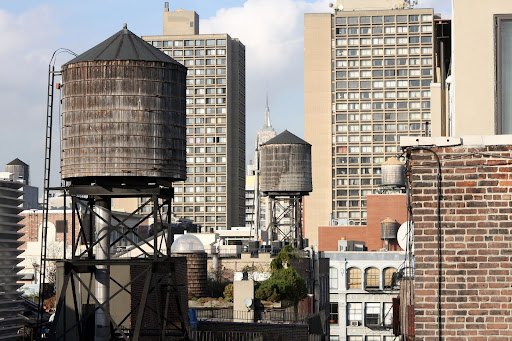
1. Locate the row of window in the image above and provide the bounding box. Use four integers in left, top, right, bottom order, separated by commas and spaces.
183, 175, 227, 183
336, 36, 431, 46
335, 113, 430, 122
336, 90, 431, 99
186, 127, 227, 134
187, 88, 226, 95
186, 147, 226, 154
173, 196, 227, 203
330, 301, 393, 328
334, 134, 414, 144
185, 78, 226, 85
186, 68, 227, 76
176, 185, 226, 193
334, 178, 381, 186
335, 155, 391, 164
151, 39, 227, 47
186, 108, 227, 115
335, 79, 431, 89
336, 48, 432, 58
332, 210, 367, 220
335, 14, 433, 25
336, 189, 373, 196
336, 25, 432, 35
330, 267, 396, 290
336, 122, 424, 132
163, 49, 226, 57
185, 165, 227, 173
186, 137, 226, 144
336, 69, 432, 78
334, 101, 430, 111
173, 206, 226, 213
334, 58, 430, 67
335, 146, 400, 154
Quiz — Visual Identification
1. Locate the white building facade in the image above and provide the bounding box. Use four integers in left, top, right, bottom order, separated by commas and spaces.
326, 251, 404, 341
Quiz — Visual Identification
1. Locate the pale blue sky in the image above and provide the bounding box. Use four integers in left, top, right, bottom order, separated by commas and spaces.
0, 0, 451, 192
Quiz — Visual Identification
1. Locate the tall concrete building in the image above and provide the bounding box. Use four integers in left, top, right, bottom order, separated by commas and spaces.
304, 0, 434, 245
143, 6, 245, 231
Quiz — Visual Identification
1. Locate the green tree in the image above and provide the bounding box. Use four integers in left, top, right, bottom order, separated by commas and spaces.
223, 283, 234, 302
255, 245, 307, 305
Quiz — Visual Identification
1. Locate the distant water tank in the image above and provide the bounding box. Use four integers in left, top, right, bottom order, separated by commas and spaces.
381, 157, 405, 187
381, 217, 399, 240
60, 24, 187, 185
260, 130, 312, 195
5, 159, 29, 185
171, 234, 208, 298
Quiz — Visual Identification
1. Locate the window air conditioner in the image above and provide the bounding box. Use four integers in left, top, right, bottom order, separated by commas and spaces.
350, 321, 360, 327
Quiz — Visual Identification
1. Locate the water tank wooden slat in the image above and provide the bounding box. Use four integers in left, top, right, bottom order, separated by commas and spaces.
260, 143, 312, 194
61, 60, 186, 183
381, 157, 405, 187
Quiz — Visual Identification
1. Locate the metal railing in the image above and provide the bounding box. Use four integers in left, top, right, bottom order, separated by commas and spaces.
191, 331, 263, 341
196, 309, 312, 324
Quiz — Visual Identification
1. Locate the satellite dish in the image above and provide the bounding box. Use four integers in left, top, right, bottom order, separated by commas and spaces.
243, 297, 253, 308
397, 221, 414, 252
329, 3, 334, 8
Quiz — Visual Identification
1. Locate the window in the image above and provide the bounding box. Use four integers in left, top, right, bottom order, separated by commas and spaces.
347, 268, 362, 289
384, 268, 397, 289
365, 267, 380, 289
330, 267, 338, 289
365, 303, 381, 326
384, 302, 393, 327
347, 303, 362, 325
330, 303, 339, 324
366, 336, 380, 341
497, 15, 512, 133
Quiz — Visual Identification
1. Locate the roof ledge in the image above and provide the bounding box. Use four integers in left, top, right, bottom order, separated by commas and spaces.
400, 135, 512, 148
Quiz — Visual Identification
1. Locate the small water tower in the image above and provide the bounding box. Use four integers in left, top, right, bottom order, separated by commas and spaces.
260, 130, 312, 248
381, 157, 406, 188
380, 217, 399, 251
171, 234, 208, 299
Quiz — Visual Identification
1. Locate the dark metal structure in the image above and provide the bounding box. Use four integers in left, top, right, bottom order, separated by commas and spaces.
260, 130, 312, 248
39, 24, 190, 340
0, 180, 25, 338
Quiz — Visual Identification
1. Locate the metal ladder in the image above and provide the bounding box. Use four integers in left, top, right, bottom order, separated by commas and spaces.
36, 63, 57, 336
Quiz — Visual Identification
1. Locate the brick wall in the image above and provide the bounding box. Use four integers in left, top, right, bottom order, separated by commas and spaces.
409, 145, 512, 340
19, 211, 75, 249
318, 194, 406, 251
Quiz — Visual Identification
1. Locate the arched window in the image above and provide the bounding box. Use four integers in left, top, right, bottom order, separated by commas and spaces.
347, 268, 362, 289
384, 267, 397, 289
330, 267, 338, 289
365, 267, 380, 289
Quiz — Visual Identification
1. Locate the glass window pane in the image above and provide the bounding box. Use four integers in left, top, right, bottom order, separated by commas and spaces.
347, 268, 362, 289
500, 19, 512, 133
366, 268, 380, 288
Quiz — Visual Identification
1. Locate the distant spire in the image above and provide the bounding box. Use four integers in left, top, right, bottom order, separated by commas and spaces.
263, 93, 272, 129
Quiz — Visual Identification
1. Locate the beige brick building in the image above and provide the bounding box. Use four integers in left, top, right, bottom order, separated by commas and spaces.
142, 7, 245, 232
304, 2, 434, 245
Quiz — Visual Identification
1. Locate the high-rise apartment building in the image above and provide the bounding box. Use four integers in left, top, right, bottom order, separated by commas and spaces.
304, 1, 434, 244
142, 6, 245, 231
